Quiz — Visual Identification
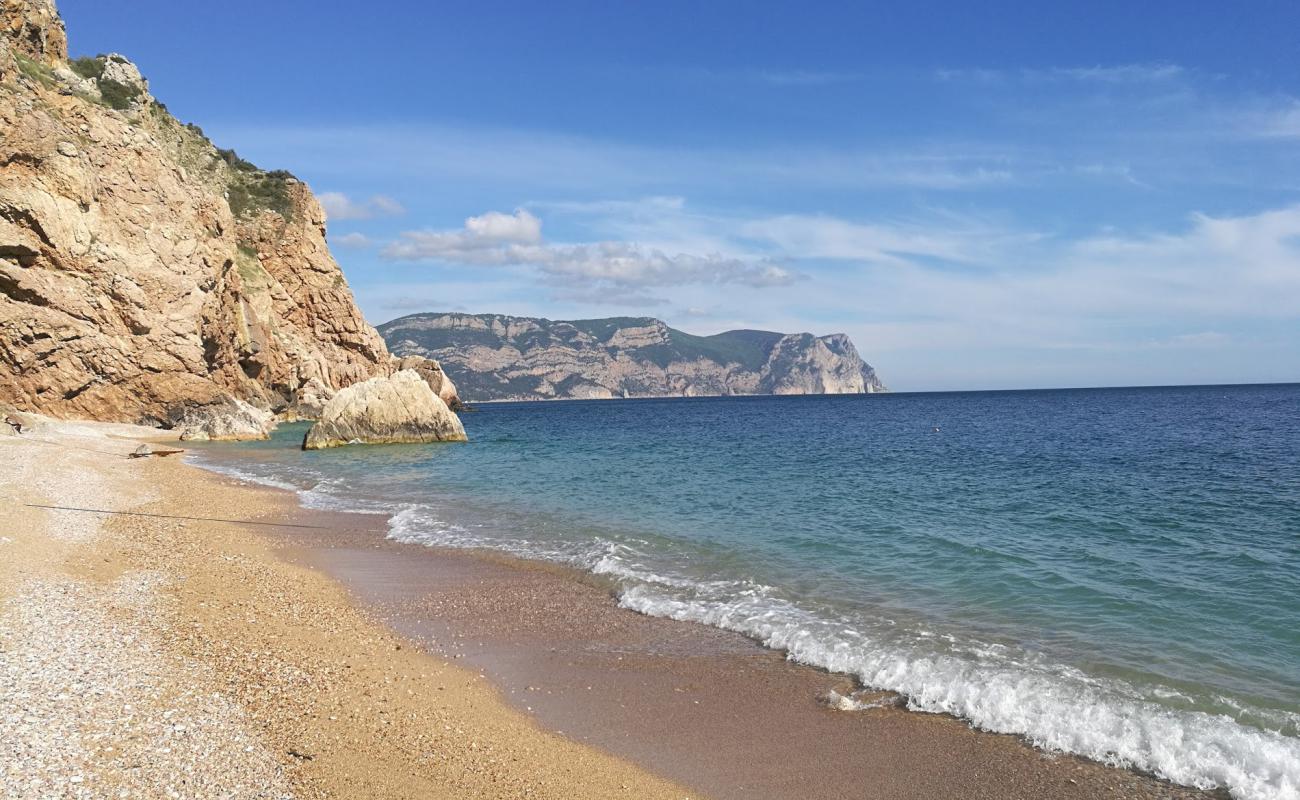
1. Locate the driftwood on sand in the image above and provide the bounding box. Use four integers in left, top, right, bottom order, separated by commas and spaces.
129, 444, 185, 459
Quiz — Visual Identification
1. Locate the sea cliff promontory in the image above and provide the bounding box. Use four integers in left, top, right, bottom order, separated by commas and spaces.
379, 312, 886, 402
0, 0, 458, 440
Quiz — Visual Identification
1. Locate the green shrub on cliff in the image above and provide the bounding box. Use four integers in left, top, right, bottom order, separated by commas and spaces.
217, 148, 258, 172
69, 55, 105, 81
227, 167, 296, 220
14, 54, 56, 89
97, 78, 141, 110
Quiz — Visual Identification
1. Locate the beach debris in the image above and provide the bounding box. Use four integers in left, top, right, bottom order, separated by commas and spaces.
818, 687, 902, 712
128, 444, 185, 459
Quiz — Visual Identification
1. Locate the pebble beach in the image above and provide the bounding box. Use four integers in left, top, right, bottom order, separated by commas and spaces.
0, 416, 692, 799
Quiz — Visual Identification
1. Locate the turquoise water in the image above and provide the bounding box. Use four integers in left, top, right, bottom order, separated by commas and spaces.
193, 384, 1300, 799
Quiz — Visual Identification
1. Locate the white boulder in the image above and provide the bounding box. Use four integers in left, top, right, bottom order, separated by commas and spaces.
302, 370, 467, 450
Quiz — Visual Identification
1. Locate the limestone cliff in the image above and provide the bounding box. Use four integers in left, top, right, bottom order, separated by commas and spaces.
380, 313, 886, 402
0, 0, 442, 434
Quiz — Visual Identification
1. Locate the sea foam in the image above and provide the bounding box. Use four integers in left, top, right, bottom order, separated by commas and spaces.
385, 501, 1300, 800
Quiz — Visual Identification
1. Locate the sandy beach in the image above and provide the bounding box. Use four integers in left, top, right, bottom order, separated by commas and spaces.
0, 416, 692, 799
0, 415, 1223, 799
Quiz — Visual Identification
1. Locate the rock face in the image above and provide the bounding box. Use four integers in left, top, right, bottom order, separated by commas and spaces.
3, 0, 65, 66
380, 313, 886, 402
395, 356, 463, 410
174, 397, 274, 442
0, 0, 444, 438
302, 370, 467, 450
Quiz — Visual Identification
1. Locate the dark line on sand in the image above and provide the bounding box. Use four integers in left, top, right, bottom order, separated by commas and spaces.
22, 503, 380, 532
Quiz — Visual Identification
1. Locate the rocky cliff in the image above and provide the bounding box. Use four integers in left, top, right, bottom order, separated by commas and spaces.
380, 313, 886, 402
0, 0, 445, 436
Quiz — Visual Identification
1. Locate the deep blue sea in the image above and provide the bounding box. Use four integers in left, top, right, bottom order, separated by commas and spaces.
193, 384, 1300, 799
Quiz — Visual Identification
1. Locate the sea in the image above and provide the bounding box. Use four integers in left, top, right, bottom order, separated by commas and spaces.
190, 383, 1300, 800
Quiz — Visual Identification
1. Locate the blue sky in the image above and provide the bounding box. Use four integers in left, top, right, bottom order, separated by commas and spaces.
61, 1, 1300, 390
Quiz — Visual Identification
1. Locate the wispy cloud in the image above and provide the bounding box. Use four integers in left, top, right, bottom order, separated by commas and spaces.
318, 192, 406, 221
1242, 99, 1300, 139
333, 231, 373, 248
1044, 63, 1185, 83
740, 212, 1040, 266
937, 63, 1186, 85
218, 123, 1033, 194
756, 69, 862, 87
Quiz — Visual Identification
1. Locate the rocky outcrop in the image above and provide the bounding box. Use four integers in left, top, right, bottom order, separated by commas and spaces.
380, 313, 886, 402
173, 397, 274, 442
0, 0, 440, 438
396, 356, 463, 410
302, 370, 467, 450
3, 0, 65, 66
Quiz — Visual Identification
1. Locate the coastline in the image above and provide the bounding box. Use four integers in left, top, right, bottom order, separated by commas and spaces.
1, 417, 1223, 799
0, 418, 693, 799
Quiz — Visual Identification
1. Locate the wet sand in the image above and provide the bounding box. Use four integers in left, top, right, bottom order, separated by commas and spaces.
1, 412, 1224, 798
272, 508, 1222, 800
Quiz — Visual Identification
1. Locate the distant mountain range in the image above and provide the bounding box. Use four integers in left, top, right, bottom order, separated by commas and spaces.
378, 313, 886, 402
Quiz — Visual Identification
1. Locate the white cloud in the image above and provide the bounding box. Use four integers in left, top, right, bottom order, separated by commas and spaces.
740, 212, 1038, 266
319, 192, 406, 221
333, 232, 372, 248
464, 209, 543, 244
220, 123, 1030, 194
756, 69, 861, 87
937, 63, 1186, 85
1244, 100, 1300, 139
353, 201, 1300, 388
368, 195, 406, 216
382, 209, 797, 297
383, 209, 541, 262
1046, 63, 1185, 83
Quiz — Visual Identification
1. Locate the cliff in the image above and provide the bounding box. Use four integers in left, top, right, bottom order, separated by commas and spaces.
379, 313, 886, 402
0, 0, 429, 434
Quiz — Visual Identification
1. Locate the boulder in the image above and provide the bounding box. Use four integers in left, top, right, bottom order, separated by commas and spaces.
395, 356, 463, 410
174, 397, 274, 441
302, 370, 466, 450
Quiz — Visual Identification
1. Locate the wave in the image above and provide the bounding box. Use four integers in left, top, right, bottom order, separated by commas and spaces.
184, 457, 303, 493
186, 455, 1299, 800
186, 455, 388, 516
385, 502, 1300, 800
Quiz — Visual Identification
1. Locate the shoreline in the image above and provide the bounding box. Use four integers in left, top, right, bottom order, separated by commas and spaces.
190, 441, 1223, 799
1, 416, 1226, 798
0, 418, 695, 799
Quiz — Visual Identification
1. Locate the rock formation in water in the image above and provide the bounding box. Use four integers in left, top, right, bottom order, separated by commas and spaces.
0, 0, 461, 439
395, 355, 462, 411
380, 313, 886, 402
302, 370, 467, 450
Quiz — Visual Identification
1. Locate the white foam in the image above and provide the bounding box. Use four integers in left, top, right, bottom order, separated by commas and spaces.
186, 468, 1300, 800
385, 505, 1300, 800
188, 457, 301, 493
615, 583, 1300, 800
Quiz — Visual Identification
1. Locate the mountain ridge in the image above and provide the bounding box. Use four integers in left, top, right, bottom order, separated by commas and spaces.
379, 312, 885, 402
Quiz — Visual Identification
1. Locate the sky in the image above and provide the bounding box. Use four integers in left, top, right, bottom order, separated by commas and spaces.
60, 1, 1300, 391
